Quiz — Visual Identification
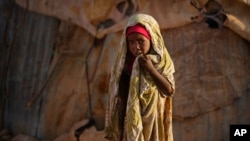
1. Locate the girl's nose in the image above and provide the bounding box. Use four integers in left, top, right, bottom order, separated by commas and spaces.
133, 42, 140, 49
136, 44, 141, 50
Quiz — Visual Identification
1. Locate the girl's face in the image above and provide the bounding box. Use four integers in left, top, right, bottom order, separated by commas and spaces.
127, 32, 151, 56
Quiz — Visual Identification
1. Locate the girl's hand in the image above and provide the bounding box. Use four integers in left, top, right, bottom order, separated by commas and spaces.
138, 55, 154, 71
138, 55, 174, 96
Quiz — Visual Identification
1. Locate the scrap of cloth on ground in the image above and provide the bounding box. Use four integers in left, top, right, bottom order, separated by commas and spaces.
105, 13, 175, 141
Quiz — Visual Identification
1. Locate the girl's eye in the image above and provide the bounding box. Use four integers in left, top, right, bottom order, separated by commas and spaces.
128, 41, 133, 46
138, 39, 144, 44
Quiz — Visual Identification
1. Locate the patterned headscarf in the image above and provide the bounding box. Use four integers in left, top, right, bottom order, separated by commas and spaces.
105, 13, 175, 141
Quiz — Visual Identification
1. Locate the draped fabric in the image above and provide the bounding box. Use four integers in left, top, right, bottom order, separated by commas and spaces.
105, 13, 175, 141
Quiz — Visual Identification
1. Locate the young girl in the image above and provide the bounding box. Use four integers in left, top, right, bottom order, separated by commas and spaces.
105, 13, 175, 141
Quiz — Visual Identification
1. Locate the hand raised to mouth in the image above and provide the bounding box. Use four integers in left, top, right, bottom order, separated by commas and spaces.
138, 55, 154, 71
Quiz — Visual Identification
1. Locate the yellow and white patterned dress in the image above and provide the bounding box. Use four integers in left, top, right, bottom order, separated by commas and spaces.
105, 13, 175, 141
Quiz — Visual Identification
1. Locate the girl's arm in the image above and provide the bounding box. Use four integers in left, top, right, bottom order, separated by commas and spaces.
138, 55, 174, 96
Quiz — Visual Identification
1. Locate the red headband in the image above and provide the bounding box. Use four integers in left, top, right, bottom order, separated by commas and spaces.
126, 24, 151, 40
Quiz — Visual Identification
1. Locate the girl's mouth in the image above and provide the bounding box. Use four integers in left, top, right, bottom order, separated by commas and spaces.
136, 50, 142, 56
